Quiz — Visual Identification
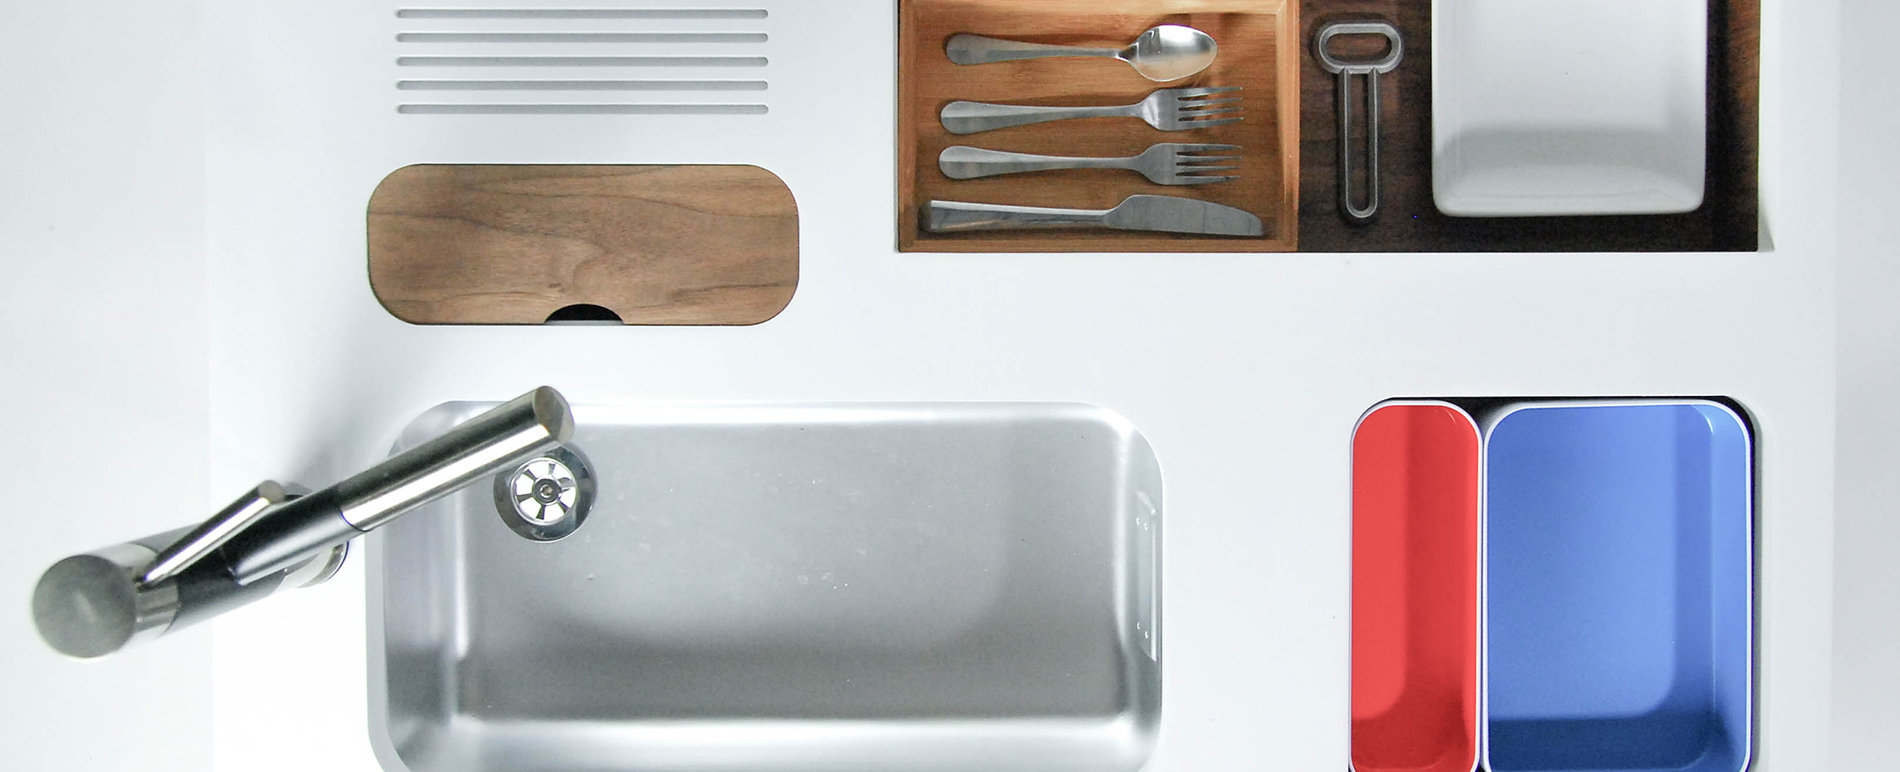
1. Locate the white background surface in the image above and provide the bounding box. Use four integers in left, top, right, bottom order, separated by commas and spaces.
0, 0, 1888, 770
1829, 0, 1900, 767
0, 1, 213, 769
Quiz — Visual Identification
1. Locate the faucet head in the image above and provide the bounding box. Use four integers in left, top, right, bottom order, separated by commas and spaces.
33, 543, 179, 659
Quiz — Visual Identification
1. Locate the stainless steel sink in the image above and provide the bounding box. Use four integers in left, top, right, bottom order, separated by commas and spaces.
368, 402, 1164, 772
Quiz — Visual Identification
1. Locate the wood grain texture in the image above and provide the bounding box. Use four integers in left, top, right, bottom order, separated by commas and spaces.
368, 165, 797, 325
899, 0, 1300, 253
1296, 0, 1760, 252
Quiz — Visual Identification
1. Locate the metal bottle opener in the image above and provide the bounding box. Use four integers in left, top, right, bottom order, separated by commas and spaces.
1315, 21, 1404, 223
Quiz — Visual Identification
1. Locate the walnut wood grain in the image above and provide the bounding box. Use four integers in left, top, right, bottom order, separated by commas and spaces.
367, 165, 797, 325
1297, 0, 1760, 253
899, 0, 1300, 253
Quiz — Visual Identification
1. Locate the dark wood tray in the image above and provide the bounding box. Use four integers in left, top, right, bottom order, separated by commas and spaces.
1297, 0, 1760, 252
899, 0, 1301, 252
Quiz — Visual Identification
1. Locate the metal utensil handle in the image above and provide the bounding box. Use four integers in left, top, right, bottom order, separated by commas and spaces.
945, 34, 1120, 65
940, 100, 1129, 135
925, 200, 1109, 232
1338, 71, 1384, 221
1314, 21, 1404, 223
938, 146, 1125, 179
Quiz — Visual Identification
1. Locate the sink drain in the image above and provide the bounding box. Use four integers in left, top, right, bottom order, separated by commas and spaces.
493, 444, 595, 541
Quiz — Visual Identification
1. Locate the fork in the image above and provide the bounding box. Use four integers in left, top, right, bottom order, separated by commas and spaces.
939, 143, 1241, 184
939, 86, 1242, 135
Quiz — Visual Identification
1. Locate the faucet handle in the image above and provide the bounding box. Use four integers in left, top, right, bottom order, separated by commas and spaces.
139, 481, 298, 587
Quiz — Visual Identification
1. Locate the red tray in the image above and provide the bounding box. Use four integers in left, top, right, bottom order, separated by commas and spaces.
1350, 402, 1481, 772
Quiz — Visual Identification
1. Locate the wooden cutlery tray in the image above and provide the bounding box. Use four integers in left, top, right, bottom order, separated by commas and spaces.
898, 0, 1301, 253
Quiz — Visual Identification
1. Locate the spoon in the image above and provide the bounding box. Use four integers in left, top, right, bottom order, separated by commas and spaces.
945, 25, 1218, 82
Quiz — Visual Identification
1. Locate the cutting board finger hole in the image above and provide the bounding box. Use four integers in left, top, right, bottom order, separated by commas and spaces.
367, 163, 799, 326
545, 304, 624, 325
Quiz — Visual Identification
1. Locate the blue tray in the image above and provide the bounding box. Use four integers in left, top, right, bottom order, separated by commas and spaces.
1483, 402, 1752, 772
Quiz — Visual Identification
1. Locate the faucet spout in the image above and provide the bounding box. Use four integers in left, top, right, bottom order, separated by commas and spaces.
31, 386, 574, 659
222, 386, 573, 583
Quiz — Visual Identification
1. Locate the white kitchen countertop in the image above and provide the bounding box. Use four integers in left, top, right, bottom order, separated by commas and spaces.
5, 0, 1891, 770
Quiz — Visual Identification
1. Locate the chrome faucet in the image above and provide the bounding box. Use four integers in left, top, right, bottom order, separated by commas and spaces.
31, 386, 575, 658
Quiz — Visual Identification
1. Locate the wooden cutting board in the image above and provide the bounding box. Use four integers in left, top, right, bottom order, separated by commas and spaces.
368, 164, 798, 325
898, 0, 1300, 253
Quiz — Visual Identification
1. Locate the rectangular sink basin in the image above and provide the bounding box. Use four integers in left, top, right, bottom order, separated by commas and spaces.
368, 402, 1163, 772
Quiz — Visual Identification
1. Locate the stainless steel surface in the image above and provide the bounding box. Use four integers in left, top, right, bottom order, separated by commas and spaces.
493, 444, 595, 542
939, 143, 1241, 185
940, 86, 1241, 135
140, 481, 292, 586
369, 402, 1164, 772
33, 541, 180, 658
945, 24, 1218, 82
1315, 22, 1404, 223
925, 195, 1264, 237
225, 386, 575, 583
